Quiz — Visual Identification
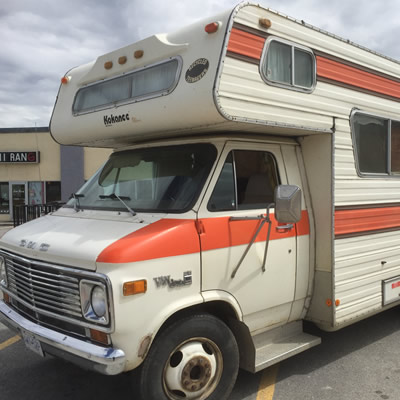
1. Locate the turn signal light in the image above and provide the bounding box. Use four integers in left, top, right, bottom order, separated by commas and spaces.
90, 329, 109, 345
3, 292, 10, 304
123, 280, 147, 296
205, 22, 219, 34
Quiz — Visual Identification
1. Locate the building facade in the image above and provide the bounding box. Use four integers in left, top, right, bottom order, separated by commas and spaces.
0, 127, 111, 222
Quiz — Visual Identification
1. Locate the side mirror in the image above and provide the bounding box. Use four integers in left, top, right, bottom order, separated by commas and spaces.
274, 185, 302, 223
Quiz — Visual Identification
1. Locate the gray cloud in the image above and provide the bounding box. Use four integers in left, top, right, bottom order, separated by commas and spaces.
0, 0, 398, 127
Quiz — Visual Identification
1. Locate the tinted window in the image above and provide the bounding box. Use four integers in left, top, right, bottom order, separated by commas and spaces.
391, 121, 400, 174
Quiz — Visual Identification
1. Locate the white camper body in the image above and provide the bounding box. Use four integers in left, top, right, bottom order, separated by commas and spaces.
1, 3, 400, 399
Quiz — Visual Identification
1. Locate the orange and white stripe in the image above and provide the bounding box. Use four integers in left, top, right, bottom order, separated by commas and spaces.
226, 24, 400, 102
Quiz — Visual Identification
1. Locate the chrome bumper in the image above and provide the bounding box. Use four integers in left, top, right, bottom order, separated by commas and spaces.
0, 300, 126, 375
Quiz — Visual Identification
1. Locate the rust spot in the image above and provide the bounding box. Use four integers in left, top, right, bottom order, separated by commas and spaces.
138, 335, 152, 359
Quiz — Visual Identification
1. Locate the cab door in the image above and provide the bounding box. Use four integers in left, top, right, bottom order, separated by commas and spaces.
198, 141, 298, 332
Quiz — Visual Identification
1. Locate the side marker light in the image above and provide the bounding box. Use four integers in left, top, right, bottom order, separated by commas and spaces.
205, 22, 219, 34
104, 61, 113, 70
123, 280, 147, 296
134, 50, 144, 59
61, 76, 70, 84
259, 18, 272, 29
326, 299, 332, 307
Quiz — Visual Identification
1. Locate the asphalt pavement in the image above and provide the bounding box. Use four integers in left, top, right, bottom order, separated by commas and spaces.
1, 307, 400, 399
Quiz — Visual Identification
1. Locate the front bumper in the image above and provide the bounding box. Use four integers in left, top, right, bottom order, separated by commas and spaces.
0, 300, 126, 375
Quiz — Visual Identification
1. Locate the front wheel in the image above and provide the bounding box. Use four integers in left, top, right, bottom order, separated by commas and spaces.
138, 314, 239, 400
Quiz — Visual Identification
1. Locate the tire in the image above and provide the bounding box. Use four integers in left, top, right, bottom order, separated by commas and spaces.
137, 313, 239, 400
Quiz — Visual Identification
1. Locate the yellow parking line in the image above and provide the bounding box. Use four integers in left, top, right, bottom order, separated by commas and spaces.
0, 335, 21, 351
256, 364, 279, 400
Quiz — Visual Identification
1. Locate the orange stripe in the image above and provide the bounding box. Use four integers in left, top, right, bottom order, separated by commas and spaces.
97, 219, 200, 264
335, 206, 400, 236
97, 211, 310, 264
227, 28, 266, 60
317, 56, 400, 99
225, 27, 400, 100
200, 210, 309, 251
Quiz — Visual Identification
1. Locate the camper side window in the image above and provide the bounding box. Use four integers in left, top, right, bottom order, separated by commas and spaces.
352, 112, 400, 176
208, 150, 280, 211
261, 38, 315, 92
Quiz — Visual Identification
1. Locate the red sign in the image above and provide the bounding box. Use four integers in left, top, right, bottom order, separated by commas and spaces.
0, 151, 40, 163
391, 281, 400, 289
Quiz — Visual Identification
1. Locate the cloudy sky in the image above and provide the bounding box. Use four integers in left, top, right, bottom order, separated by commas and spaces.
1, 0, 399, 128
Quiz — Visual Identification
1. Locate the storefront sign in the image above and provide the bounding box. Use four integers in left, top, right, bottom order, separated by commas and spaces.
0, 151, 40, 163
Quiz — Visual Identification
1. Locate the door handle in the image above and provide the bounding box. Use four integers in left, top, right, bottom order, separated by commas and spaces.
276, 224, 294, 233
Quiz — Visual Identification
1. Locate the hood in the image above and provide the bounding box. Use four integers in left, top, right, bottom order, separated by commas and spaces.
0, 211, 163, 271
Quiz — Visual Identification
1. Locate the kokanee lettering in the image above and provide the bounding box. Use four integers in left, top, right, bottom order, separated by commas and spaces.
104, 113, 130, 126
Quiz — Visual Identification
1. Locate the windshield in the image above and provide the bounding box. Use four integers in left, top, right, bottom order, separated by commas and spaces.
65, 143, 217, 213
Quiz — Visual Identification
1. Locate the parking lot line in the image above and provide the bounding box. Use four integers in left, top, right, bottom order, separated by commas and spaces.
0, 335, 21, 351
256, 364, 279, 400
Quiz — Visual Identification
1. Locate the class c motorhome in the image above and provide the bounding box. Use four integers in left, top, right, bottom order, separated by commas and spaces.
1, 2, 400, 399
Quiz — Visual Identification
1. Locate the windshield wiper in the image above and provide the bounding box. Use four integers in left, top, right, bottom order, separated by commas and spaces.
99, 193, 137, 216
71, 193, 84, 212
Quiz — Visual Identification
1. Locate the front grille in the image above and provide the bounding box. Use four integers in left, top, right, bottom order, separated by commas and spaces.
6, 257, 82, 319
0, 250, 113, 333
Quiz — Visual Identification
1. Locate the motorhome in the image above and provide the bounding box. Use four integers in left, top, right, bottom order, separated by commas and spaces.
1, 2, 400, 399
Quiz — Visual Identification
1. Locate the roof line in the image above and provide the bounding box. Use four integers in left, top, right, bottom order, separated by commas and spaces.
0, 127, 49, 133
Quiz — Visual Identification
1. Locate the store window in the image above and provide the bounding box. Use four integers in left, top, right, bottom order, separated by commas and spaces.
261, 38, 315, 92
208, 150, 280, 211
46, 181, 61, 203
28, 182, 45, 205
352, 112, 400, 175
0, 183, 9, 214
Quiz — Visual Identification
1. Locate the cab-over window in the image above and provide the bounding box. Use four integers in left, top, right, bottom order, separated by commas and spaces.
261, 38, 316, 92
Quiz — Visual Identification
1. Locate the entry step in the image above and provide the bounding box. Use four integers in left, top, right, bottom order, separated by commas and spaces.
253, 321, 321, 372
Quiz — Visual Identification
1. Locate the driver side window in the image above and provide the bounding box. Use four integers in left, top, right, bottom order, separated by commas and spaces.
208, 150, 280, 212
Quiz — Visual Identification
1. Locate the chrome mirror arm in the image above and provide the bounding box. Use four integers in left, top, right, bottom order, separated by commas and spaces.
230, 203, 274, 279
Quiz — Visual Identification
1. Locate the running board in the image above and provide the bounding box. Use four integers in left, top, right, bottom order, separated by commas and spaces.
252, 321, 321, 373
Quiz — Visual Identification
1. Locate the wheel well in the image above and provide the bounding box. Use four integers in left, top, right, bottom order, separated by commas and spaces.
154, 301, 255, 371
157, 301, 237, 332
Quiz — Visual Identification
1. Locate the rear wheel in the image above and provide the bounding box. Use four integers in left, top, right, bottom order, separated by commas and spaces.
138, 314, 239, 400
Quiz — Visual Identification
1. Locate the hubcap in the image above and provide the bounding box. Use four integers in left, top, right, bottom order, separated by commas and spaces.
163, 338, 223, 399
181, 356, 212, 392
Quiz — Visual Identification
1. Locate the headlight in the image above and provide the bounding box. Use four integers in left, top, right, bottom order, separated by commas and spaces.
0, 255, 7, 288
91, 285, 107, 317
80, 280, 109, 325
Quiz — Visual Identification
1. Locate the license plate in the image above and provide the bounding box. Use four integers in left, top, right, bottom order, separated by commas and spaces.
21, 330, 44, 357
